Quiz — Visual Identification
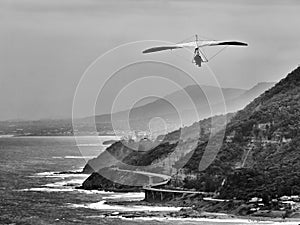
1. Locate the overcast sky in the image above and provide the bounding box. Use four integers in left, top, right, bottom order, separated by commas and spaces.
1, 0, 300, 120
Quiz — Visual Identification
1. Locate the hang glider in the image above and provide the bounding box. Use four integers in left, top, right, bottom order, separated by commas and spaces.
142, 35, 248, 67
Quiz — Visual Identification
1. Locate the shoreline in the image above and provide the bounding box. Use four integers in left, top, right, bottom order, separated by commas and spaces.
102, 199, 300, 223
93, 216, 300, 224
76, 182, 300, 222
7, 135, 119, 138
84, 203, 300, 224
23, 168, 300, 224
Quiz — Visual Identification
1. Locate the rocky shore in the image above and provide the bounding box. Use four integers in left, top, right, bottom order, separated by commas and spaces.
77, 168, 300, 221
94, 200, 299, 224
92, 202, 300, 224
96, 208, 235, 220
103, 194, 300, 221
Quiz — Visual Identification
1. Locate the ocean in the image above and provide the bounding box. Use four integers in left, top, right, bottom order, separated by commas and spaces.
0, 136, 294, 225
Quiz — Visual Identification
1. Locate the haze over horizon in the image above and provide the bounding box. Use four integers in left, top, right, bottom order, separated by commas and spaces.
1, 0, 300, 120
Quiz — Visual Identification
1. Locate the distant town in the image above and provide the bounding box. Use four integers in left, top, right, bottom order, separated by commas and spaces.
0, 119, 177, 139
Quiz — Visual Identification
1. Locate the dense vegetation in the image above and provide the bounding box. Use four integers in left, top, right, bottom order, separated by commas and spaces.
82, 67, 300, 199
179, 67, 300, 199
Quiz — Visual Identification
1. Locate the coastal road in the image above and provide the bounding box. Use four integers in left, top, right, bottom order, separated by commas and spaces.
143, 187, 214, 195
113, 168, 171, 181
114, 168, 219, 198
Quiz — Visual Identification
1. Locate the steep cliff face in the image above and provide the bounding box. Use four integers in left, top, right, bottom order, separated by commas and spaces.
178, 67, 300, 199
82, 141, 134, 173
81, 168, 148, 191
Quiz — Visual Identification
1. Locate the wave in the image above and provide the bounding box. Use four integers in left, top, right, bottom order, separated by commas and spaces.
52, 156, 63, 159
31, 171, 58, 177
0, 135, 14, 138
23, 170, 119, 195
77, 144, 104, 147
44, 178, 87, 188
103, 216, 278, 224
19, 187, 116, 195
29, 170, 86, 178
24, 171, 89, 193
20, 187, 76, 192
71, 200, 182, 212
102, 192, 145, 200
51, 155, 97, 159
85, 214, 291, 224
77, 189, 114, 195
64, 156, 96, 159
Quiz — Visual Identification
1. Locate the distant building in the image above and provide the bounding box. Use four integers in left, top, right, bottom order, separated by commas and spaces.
282, 137, 292, 143
280, 196, 290, 201
248, 197, 263, 203
291, 195, 300, 201
225, 131, 236, 143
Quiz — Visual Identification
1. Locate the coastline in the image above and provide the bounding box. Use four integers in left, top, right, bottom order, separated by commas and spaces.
101, 204, 300, 224
100, 197, 300, 223
77, 171, 300, 222
90, 216, 300, 224
82, 200, 300, 224
18, 166, 300, 224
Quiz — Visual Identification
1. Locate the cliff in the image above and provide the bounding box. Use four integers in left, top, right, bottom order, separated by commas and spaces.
81, 67, 299, 198
176, 67, 300, 200
80, 168, 148, 192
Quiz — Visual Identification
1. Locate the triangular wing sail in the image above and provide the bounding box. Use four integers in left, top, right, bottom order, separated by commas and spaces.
142, 40, 247, 54
142, 46, 183, 54
142, 41, 198, 54
199, 40, 248, 47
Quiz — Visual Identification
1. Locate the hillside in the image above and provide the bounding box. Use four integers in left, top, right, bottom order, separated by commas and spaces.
176, 67, 300, 200
80, 67, 298, 200
82, 113, 234, 174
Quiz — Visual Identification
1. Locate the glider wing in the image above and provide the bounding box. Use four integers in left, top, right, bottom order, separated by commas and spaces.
142, 41, 197, 54
199, 40, 248, 47
142, 40, 247, 54
142, 46, 183, 54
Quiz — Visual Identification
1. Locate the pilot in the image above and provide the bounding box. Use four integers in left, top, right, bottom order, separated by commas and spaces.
194, 48, 202, 67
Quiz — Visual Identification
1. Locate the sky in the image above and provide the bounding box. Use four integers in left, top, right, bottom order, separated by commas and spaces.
0, 0, 300, 120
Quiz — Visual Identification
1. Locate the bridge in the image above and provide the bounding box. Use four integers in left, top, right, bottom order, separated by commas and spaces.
113, 168, 215, 202
143, 186, 215, 202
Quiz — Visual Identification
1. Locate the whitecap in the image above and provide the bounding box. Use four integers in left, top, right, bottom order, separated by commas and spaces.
32, 171, 57, 177
77, 144, 104, 147
44, 178, 87, 188
102, 192, 145, 200
20, 187, 75, 192
76, 189, 114, 195
64, 156, 96, 159
71, 200, 182, 212
88, 215, 283, 224
0, 135, 14, 138
29, 169, 87, 178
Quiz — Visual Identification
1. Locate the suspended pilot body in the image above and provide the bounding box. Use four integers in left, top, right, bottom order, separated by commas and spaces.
193, 48, 203, 67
